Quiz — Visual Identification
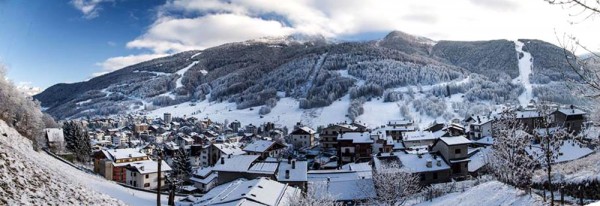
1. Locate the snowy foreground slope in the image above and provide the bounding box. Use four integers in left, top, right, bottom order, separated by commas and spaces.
414, 181, 544, 206
0, 120, 175, 206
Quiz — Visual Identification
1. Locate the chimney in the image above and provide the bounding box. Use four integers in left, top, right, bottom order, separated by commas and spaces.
436, 159, 442, 166
426, 160, 432, 168
228, 154, 232, 159
292, 160, 296, 169
221, 157, 225, 164
140, 166, 145, 171
285, 170, 290, 179
327, 177, 330, 183
129, 154, 132, 158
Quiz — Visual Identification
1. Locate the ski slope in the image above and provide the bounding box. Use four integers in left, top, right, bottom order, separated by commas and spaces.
513, 40, 534, 106
175, 61, 199, 89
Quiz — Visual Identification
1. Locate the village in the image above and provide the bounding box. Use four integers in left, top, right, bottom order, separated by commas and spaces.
42, 103, 596, 205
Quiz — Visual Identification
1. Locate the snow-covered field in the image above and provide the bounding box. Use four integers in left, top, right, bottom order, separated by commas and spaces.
414, 181, 544, 206
147, 96, 351, 130
0, 120, 179, 206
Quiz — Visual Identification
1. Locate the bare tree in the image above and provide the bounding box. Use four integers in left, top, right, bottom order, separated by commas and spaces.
369, 161, 421, 206
288, 181, 341, 206
488, 111, 536, 190
529, 103, 571, 206
544, 0, 600, 98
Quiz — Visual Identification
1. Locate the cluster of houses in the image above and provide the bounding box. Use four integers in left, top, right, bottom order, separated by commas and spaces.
42, 104, 595, 205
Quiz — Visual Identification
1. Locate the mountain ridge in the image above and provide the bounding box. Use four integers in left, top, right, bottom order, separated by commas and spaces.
35, 31, 583, 125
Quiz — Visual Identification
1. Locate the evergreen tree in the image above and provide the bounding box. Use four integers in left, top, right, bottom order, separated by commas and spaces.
62, 121, 92, 162
171, 147, 192, 189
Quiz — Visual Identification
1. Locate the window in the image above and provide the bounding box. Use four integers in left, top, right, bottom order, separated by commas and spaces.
144, 183, 150, 187
146, 174, 149, 179
133, 181, 137, 187
455, 149, 461, 154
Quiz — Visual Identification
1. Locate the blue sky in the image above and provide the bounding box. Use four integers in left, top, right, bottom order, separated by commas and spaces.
0, 0, 164, 89
0, 0, 598, 93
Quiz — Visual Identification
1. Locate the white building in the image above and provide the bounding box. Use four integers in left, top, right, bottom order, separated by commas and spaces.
125, 160, 172, 190
289, 126, 316, 148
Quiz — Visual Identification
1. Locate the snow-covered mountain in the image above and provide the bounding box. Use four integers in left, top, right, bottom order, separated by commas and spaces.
35, 31, 586, 129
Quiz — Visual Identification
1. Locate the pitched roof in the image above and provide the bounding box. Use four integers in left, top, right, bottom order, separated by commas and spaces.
278, 160, 308, 182
126, 160, 172, 174
440, 136, 471, 145
555, 108, 586, 116
243, 140, 281, 153
102, 148, 147, 161
337, 132, 376, 143
402, 131, 436, 142
193, 178, 300, 206
213, 155, 260, 172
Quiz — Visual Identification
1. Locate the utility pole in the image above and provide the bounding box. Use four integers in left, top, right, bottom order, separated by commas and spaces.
157, 149, 162, 206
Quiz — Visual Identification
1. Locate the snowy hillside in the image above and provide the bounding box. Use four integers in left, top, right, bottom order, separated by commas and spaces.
35, 32, 584, 124
0, 120, 178, 205
414, 181, 544, 206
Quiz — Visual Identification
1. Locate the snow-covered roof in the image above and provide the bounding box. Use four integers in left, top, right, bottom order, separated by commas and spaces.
278, 160, 308, 182
45, 128, 64, 142
243, 140, 279, 153
556, 108, 586, 116
337, 132, 376, 143
340, 162, 372, 179
395, 152, 451, 173
248, 162, 279, 174
102, 148, 147, 161
440, 136, 471, 145
388, 119, 413, 126
526, 139, 593, 164
309, 179, 376, 201
307, 170, 362, 182
193, 178, 299, 206
403, 131, 437, 142
194, 166, 214, 178
516, 110, 542, 118
467, 115, 493, 126
474, 136, 494, 145
213, 155, 260, 172
213, 143, 246, 155
376, 125, 416, 132
190, 173, 217, 185
126, 160, 172, 174
468, 147, 491, 173
293, 126, 316, 135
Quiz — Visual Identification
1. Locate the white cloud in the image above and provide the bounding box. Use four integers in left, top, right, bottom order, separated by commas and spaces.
95, 0, 600, 76
125, 0, 600, 52
93, 53, 168, 77
126, 14, 295, 53
70, 0, 112, 19
16, 82, 42, 96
